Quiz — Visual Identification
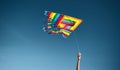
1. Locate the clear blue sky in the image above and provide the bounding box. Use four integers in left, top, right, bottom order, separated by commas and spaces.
0, 0, 120, 70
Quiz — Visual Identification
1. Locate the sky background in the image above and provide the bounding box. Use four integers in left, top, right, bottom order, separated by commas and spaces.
0, 0, 120, 70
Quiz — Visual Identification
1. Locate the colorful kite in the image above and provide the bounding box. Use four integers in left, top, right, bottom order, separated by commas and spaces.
43, 11, 83, 38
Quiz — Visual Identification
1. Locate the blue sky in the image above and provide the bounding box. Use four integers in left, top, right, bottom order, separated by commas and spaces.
0, 0, 120, 70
